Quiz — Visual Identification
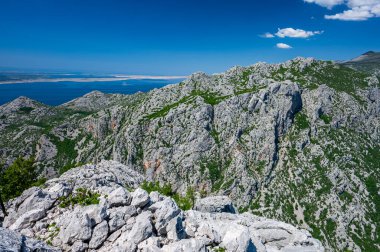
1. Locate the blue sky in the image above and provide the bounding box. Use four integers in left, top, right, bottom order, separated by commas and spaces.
0, 0, 379, 75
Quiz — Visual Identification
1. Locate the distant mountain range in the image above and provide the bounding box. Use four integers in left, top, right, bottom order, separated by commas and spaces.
341, 51, 380, 73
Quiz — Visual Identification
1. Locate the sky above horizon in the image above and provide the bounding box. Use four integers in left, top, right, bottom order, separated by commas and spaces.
0, 0, 379, 75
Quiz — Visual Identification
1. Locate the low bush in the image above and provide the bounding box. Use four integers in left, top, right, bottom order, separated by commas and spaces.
59, 188, 100, 208
141, 181, 195, 210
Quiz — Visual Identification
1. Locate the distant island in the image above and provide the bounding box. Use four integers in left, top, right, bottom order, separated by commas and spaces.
0, 74, 187, 85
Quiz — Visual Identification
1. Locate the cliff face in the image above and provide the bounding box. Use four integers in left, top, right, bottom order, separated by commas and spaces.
1, 160, 324, 252
0, 58, 379, 250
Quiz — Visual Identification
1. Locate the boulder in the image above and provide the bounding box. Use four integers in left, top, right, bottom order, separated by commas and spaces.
194, 196, 236, 214
149, 197, 181, 235
0, 227, 60, 252
161, 237, 211, 252
9, 208, 46, 231
131, 188, 150, 208
57, 209, 93, 245
108, 187, 131, 207
89, 220, 109, 249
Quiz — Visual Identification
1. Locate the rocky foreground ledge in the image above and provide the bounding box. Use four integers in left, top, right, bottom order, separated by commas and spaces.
0, 160, 324, 251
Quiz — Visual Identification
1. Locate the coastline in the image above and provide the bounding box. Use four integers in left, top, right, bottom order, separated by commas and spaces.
0, 75, 187, 85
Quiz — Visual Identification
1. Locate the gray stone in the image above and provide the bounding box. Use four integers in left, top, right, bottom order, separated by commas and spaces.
108, 187, 131, 207
71, 240, 88, 252
161, 237, 211, 252
0, 227, 60, 252
194, 196, 236, 214
149, 197, 181, 235
108, 208, 126, 233
89, 220, 109, 249
58, 210, 92, 244
131, 188, 150, 208
9, 208, 46, 231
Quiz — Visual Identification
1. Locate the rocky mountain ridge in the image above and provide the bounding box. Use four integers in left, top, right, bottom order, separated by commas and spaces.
0, 160, 324, 252
0, 56, 379, 250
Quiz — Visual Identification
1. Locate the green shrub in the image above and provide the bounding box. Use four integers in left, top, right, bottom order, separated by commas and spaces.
320, 114, 332, 124
213, 247, 226, 252
140, 181, 195, 210
48, 135, 78, 168
18, 106, 34, 114
295, 112, 310, 130
146, 96, 191, 120
59, 188, 100, 208
325, 218, 337, 237
210, 129, 220, 145
190, 90, 230, 105
288, 148, 298, 159
0, 157, 46, 201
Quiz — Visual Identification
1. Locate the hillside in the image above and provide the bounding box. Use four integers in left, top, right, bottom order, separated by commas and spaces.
341, 51, 380, 73
0, 57, 379, 251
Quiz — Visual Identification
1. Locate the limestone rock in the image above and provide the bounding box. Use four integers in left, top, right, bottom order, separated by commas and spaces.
0, 227, 60, 252
149, 197, 181, 235
131, 188, 150, 208
194, 196, 236, 214
9, 208, 46, 231
108, 187, 131, 207
1, 160, 324, 251
89, 220, 109, 249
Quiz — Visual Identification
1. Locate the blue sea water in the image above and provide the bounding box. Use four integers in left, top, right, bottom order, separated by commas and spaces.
0, 78, 184, 106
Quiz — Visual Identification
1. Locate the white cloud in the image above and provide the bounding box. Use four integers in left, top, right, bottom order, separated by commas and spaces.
275, 28, 323, 38
260, 32, 275, 38
304, 0, 344, 9
325, 8, 374, 20
276, 43, 292, 49
305, 0, 380, 20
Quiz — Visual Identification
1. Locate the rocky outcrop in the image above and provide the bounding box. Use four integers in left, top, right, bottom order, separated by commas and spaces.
0, 227, 59, 252
60, 91, 123, 111
1, 160, 324, 252
194, 196, 236, 214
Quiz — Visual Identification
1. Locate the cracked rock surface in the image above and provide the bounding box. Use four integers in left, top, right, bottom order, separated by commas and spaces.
1, 160, 324, 252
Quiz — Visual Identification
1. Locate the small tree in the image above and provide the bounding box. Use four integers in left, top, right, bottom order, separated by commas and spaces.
0, 157, 45, 203
0, 190, 6, 216
0, 162, 7, 216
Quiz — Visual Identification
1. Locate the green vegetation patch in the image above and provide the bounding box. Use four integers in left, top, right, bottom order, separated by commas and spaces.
48, 134, 78, 168
145, 89, 232, 120
320, 114, 332, 124
0, 157, 46, 201
190, 90, 231, 105
213, 247, 227, 252
294, 112, 310, 130
141, 181, 195, 210
146, 96, 192, 120
18, 106, 34, 114
59, 188, 100, 208
210, 128, 220, 145
234, 86, 258, 95
270, 61, 372, 102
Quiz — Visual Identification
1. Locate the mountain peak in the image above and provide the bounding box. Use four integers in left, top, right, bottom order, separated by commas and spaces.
0, 96, 45, 112
363, 51, 376, 55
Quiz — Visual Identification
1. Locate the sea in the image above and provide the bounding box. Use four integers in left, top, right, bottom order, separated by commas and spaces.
0, 78, 184, 106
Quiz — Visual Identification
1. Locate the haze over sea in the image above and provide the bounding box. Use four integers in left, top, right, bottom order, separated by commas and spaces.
0, 78, 184, 106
